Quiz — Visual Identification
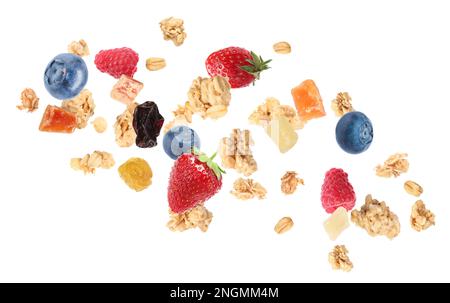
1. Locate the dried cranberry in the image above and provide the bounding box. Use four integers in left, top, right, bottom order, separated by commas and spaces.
132, 101, 165, 148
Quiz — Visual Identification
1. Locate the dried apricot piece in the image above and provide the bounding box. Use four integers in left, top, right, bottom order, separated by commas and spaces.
39, 105, 77, 133
118, 158, 152, 191
291, 79, 326, 122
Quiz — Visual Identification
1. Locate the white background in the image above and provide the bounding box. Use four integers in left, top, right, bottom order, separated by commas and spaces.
1, 0, 449, 282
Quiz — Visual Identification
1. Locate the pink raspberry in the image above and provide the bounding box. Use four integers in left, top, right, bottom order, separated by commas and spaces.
321, 168, 356, 213
94, 47, 139, 79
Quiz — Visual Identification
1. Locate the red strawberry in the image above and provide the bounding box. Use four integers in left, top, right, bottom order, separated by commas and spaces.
168, 151, 224, 213
321, 168, 356, 213
94, 47, 139, 79
205, 47, 271, 88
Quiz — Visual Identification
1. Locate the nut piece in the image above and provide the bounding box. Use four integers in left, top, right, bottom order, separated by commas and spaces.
219, 129, 257, 176
274, 217, 294, 234
375, 153, 409, 178
17, 88, 39, 112
114, 103, 137, 147
411, 200, 435, 232
160, 17, 187, 46
91, 117, 107, 133
323, 207, 350, 241
273, 41, 291, 54
328, 245, 353, 272
146, 57, 166, 71
280, 171, 304, 194
67, 39, 90, 57
111, 75, 144, 105
404, 181, 423, 197
61, 89, 95, 129
167, 204, 213, 232
351, 194, 400, 239
231, 178, 267, 200
249, 97, 304, 129
70, 151, 115, 174
331, 92, 353, 117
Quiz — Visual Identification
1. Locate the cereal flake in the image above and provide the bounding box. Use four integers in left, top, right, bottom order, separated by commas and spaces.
230, 178, 267, 200
160, 17, 187, 46
61, 89, 95, 129
67, 39, 90, 57
274, 217, 294, 234
375, 153, 409, 178
331, 92, 353, 117
70, 151, 115, 174
328, 245, 353, 272
249, 97, 303, 129
167, 204, 213, 232
17, 88, 39, 112
114, 103, 137, 147
280, 171, 304, 194
219, 129, 257, 176
411, 200, 435, 232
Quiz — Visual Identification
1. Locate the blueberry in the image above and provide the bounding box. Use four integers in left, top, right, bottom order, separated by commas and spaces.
335, 111, 373, 154
163, 126, 201, 160
44, 53, 88, 99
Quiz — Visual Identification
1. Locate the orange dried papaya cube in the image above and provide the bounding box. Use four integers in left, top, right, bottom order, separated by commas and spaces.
291, 79, 326, 122
39, 105, 77, 133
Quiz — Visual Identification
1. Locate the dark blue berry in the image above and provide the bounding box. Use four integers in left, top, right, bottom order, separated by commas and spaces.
163, 126, 201, 160
336, 111, 373, 154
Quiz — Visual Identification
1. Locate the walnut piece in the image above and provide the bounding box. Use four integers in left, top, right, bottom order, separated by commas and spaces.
167, 204, 213, 232
230, 178, 267, 200
114, 103, 137, 147
331, 92, 353, 117
273, 41, 291, 54
375, 153, 409, 178
281, 171, 304, 194
328, 245, 353, 272
146, 57, 166, 71
160, 17, 187, 46
70, 151, 115, 174
67, 39, 90, 57
219, 129, 257, 176
111, 75, 144, 105
17, 88, 39, 112
404, 180, 423, 197
91, 117, 107, 133
274, 217, 294, 234
351, 195, 400, 239
249, 97, 303, 129
411, 200, 435, 232
61, 89, 95, 129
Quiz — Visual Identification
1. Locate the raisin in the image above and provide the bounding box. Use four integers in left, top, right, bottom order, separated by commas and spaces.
118, 158, 152, 191
132, 101, 165, 148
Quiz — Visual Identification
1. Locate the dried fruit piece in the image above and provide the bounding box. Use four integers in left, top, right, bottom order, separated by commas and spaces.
67, 39, 90, 57
167, 204, 213, 232
328, 245, 353, 272
230, 178, 267, 200
146, 57, 166, 71
160, 17, 187, 46
114, 103, 137, 147
265, 115, 298, 153
249, 97, 303, 129
91, 117, 107, 133
111, 75, 144, 105
281, 171, 304, 194
351, 195, 400, 239
375, 153, 409, 178
133, 101, 165, 148
70, 151, 115, 174
404, 181, 423, 197
118, 158, 152, 192
291, 79, 326, 122
218, 129, 257, 176
17, 88, 39, 112
324, 207, 350, 241
273, 41, 291, 54
39, 105, 77, 133
411, 200, 435, 232
61, 89, 95, 129
274, 217, 294, 234
331, 92, 353, 117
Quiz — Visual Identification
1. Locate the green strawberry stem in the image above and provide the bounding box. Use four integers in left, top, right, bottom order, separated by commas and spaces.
192, 148, 225, 180
240, 51, 272, 84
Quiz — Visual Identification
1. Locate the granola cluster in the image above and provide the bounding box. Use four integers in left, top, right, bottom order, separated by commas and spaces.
219, 129, 257, 176
160, 17, 187, 46
280, 171, 304, 194
230, 178, 267, 200
167, 204, 213, 232
61, 89, 95, 129
375, 153, 409, 178
17, 88, 39, 112
249, 97, 303, 129
411, 200, 435, 232
114, 103, 137, 147
331, 92, 353, 117
70, 151, 115, 174
328, 245, 353, 272
67, 39, 90, 57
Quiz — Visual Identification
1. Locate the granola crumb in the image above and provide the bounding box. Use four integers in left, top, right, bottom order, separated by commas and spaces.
230, 178, 267, 200
274, 217, 294, 234
351, 194, 400, 239
249, 97, 304, 129
328, 245, 353, 272
167, 204, 213, 232
61, 89, 95, 129
375, 153, 409, 178
331, 92, 353, 117
67, 39, 90, 57
91, 117, 107, 133
114, 103, 137, 147
411, 200, 435, 232
219, 129, 257, 176
160, 17, 187, 46
17, 88, 39, 112
280, 171, 304, 194
70, 151, 115, 174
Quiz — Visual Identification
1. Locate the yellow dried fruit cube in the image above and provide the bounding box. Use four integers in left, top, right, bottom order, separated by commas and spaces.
323, 207, 350, 240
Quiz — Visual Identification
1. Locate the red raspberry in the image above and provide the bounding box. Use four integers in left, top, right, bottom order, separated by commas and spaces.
94, 47, 139, 79
321, 168, 356, 213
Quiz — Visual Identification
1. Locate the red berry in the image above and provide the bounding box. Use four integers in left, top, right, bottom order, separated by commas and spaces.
321, 168, 356, 213
94, 47, 139, 79
205, 47, 271, 88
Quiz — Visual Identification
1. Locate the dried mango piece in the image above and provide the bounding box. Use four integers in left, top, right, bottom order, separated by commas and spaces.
39, 105, 77, 133
118, 158, 152, 191
291, 79, 326, 122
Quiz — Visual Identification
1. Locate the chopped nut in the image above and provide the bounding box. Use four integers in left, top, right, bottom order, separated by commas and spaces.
70, 151, 115, 174
411, 200, 435, 231
167, 204, 213, 232
219, 129, 257, 176
67, 39, 90, 57
375, 153, 409, 178
324, 207, 350, 241
17, 88, 39, 112
274, 217, 294, 234
146, 57, 166, 71
328, 245, 353, 272
249, 97, 304, 129
114, 103, 137, 147
230, 178, 267, 200
91, 117, 107, 133
331, 92, 353, 117
280, 171, 304, 194
351, 195, 400, 239
111, 75, 144, 105
404, 181, 423, 197
61, 89, 95, 129
160, 17, 187, 46
273, 41, 291, 54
